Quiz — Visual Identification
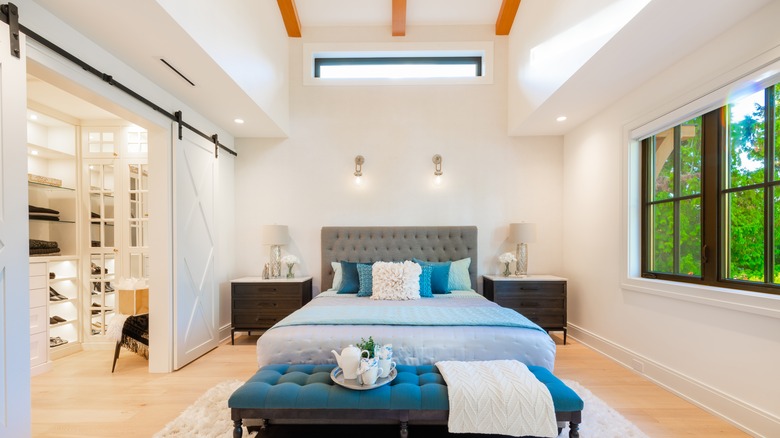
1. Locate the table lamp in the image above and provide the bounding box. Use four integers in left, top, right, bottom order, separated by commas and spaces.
261, 225, 289, 278
509, 222, 537, 277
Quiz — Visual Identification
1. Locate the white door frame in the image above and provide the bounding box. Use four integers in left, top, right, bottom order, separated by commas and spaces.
0, 21, 31, 437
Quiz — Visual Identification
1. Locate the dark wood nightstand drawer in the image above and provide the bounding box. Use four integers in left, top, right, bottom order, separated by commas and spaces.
232, 295, 300, 311
495, 294, 564, 311
232, 311, 290, 328
493, 281, 565, 295
232, 283, 301, 297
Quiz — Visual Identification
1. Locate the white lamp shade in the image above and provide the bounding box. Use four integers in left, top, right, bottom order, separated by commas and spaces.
261, 225, 289, 245
509, 223, 537, 243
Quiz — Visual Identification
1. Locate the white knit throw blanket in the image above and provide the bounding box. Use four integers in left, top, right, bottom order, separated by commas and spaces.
435, 360, 558, 437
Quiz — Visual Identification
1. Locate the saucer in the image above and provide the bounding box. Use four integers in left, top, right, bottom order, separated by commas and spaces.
330, 367, 397, 390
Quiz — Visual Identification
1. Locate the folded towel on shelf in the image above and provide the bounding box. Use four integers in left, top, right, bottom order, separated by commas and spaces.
29, 215, 61, 221
29, 239, 59, 249
29, 205, 60, 215
30, 247, 61, 256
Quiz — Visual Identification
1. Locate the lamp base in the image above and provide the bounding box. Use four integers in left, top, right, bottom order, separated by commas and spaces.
515, 243, 528, 277
270, 245, 282, 278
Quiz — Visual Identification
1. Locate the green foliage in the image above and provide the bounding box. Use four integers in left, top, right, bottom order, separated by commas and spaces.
356, 336, 376, 358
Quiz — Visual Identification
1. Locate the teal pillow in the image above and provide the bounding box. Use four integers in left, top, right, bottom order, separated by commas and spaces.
418, 264, 433, 297
337, 261, 360, 294
413, 259, 451, 294
448, 257, 472, 290
357, 263, 374, 297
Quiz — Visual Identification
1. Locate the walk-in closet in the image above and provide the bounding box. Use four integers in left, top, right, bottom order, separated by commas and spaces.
27, 73, 150, 374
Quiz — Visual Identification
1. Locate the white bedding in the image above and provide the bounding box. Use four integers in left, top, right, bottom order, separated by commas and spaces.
256, 290, 556, 371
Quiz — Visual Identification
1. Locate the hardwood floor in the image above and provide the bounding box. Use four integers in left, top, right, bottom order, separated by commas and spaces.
30, 334, 749, 437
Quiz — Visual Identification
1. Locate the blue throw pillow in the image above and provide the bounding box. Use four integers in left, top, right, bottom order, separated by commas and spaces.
337, 261, 360, 294
418, 264, 433, 297
356, 263, 374, 297
413, 259, 451, 294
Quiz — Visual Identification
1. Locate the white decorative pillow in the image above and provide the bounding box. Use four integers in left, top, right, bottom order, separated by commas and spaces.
371, 261, 421, 301
331, 261, 342, 290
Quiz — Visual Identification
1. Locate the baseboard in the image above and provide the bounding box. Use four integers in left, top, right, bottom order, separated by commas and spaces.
568, 324, 780, 437
219, 323, 232, 344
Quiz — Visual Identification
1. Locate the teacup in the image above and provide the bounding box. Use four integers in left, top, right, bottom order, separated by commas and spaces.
360, 363, 384, 386
357, 357, 384, 386
378, 359, 396, 378
375, 343, 393, 360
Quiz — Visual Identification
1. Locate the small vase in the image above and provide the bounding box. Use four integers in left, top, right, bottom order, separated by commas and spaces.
503, 263, 511, 277
286, 264, 294, 279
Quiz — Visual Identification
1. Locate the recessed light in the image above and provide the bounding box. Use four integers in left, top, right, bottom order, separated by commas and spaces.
234, 118, 245, 124
30, 114, 38, 120
556, 116, 567, 122
30, 150, 39, 156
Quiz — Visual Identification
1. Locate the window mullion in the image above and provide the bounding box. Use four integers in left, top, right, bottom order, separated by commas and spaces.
673, 126, 682, 274
765, 87, 776, 284
702, 110, 721, 283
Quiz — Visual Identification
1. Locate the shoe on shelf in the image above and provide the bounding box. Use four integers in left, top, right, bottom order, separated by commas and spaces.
50, 315, 67, 323
104, 283, 115, 292
49, 287, 68, 301
49, 272, 55, 280
49, 336, 68, 347
49, 317, 57, 325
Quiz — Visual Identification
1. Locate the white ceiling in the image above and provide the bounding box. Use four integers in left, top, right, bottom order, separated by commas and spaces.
24, 0, 776, 139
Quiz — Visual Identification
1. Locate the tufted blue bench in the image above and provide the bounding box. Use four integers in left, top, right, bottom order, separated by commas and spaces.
229, 364, 583, 438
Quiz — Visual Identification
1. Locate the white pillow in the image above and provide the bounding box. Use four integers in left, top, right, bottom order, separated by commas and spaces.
371, 261, 421, 301
331, 261, 342, 290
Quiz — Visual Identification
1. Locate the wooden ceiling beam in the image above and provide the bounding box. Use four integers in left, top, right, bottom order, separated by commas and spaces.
392, 0, 407, 37
496, 0, 521, 36
277, 0, 302, 38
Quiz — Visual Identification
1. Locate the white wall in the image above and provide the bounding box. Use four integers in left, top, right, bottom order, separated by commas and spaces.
563, 2, 780, 436
234, 26, 564, 293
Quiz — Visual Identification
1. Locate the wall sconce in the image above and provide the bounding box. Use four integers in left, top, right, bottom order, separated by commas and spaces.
354, 155, 365, 185
432, 154, 443, 185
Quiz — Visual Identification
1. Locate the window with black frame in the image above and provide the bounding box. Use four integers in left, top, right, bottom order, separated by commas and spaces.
641, 81, 780, 295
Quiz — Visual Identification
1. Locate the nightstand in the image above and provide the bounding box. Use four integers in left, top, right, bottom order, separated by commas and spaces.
483, 275, 568, 344
230, 277, 312, 344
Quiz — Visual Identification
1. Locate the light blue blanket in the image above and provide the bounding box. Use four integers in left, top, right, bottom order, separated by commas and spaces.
272, 305, 546, 332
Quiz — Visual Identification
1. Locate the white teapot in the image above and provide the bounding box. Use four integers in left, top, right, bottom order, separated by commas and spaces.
332, 344, 369, 380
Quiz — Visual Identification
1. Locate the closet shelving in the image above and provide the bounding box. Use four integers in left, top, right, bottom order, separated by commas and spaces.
27, 109, 82, 366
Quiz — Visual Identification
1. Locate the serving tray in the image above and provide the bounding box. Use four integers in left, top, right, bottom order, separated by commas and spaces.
330, 367, 397, 391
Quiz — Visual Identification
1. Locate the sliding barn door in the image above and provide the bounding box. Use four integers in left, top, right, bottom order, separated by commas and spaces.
0, 17, 30, 436
173, 129, 219, 369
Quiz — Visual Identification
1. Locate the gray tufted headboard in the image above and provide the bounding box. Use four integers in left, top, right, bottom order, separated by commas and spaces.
321, 226, 478, 291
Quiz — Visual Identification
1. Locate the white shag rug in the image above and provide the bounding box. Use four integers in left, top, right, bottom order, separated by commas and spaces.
154, 379, 648, 438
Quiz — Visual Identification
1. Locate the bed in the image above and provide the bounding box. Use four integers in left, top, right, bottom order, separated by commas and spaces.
255, 226, 556, 371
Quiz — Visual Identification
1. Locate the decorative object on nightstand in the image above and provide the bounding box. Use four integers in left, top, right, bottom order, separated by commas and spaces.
483, 275, 568, 344
229, 277, 313, 344
281, 254, 299, 278
509, 222, 537, 277
261, 225, 289, 278
498, 252, 517, 277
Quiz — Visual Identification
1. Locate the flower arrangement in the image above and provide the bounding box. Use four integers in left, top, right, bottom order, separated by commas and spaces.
499, 252, 517, 277
281, 254, 299, 278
